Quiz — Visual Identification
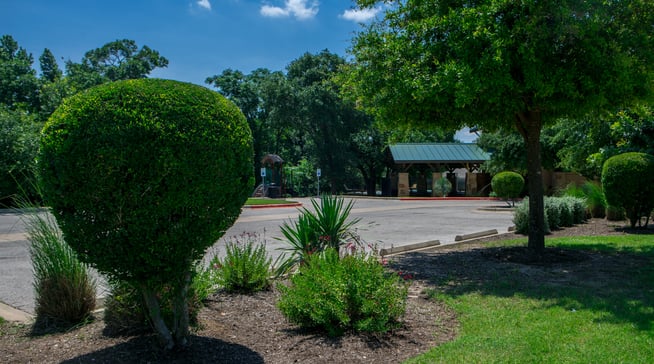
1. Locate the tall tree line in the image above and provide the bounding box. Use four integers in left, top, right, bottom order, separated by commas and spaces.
0, 35, 168, 204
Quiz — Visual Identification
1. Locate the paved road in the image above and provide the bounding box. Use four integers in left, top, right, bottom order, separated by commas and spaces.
0, 197, 514, 315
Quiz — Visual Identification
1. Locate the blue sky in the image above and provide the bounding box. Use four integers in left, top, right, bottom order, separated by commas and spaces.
3, 1, 382, 86
3, 0, 477, 142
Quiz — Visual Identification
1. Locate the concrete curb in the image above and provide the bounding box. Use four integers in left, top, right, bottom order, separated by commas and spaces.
455, 229, 498, 241
0, 301, 33, 323
243, 203, 302, 209
379, 240, 441, 256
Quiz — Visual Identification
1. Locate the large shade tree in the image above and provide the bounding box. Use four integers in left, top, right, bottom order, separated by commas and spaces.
347, 0, 654, 253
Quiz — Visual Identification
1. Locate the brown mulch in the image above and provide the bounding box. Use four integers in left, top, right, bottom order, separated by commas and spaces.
0, 218, 649, 363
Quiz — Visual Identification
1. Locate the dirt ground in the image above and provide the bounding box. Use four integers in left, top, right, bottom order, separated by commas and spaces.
0, 218, 648, 364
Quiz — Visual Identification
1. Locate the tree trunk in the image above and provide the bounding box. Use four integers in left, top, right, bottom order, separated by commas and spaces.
173, 271, 191, 346
141, 285, 174, 350
516, 111, 546, 254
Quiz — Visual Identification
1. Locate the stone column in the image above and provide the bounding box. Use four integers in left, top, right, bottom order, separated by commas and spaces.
398, 173, 410, 197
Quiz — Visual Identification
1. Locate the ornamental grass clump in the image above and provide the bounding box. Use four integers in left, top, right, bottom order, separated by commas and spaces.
277, 248, 408, 337
23, 206, 96, 329
210, 233, 273, 293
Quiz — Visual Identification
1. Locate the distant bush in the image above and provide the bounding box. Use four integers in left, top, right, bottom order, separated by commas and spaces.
515, 196, 586, 234
277, 248, 408, 337
492, 172, 524, 206
602, 152, 654, 228
432, 177, 452, 197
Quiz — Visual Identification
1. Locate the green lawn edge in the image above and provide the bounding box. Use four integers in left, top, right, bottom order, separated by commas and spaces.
405, 234, 654, 364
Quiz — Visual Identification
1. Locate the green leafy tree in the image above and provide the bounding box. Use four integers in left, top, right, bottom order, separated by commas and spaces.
287, 50, 366, 193
66, 39, 168, 90
347, 0, 654, 253
477, 127, 561, 175
0, 35, 39, 111
206, 68, 293, 185
38, 48, 62, 83
351, 128, 386, 196
39, 79, 253, 349
0, 108, 40, 204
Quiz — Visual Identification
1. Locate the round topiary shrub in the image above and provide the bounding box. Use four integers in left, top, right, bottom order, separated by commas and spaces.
492, 171, 524, 206
38, 79, 253, 348
601, 152, 654, 228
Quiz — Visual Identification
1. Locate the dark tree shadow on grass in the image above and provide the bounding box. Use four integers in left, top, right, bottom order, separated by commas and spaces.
389, 241, 654, 332
60, 335, 264, 364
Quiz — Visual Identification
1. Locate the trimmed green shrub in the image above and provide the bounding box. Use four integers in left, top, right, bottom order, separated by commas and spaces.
277, 248, 408, 337
210, 233, 273, 293
602, 152, 654, 228
491, 171, 524, 206
38, 79, 253, 348
517, 197, 586, 234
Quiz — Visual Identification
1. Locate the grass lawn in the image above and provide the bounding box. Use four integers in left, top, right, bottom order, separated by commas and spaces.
245, 198, 297, 206
407, 235, 654, 363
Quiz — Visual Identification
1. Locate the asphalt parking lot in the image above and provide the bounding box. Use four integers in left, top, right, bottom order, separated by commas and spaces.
0, 197, 514, 316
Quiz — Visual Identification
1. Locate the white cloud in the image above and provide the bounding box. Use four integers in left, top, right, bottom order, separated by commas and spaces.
197, 0, 212, 11
340, 7, 381, 22
260, 0, 319, 20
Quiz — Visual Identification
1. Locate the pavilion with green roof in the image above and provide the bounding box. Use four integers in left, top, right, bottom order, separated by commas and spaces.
384, 143, 491, 197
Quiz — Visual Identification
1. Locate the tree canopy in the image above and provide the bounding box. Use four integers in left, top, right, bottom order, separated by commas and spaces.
347, 0, 654, 252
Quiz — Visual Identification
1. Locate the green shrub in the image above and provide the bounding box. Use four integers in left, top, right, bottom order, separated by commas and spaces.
514, 197, 551, 235
277, 249, 408, 337
544, 197, 561, 229
38, 79, 253, 348
491, 171, 524, 206
22, 205, 96, 329
565, 196, 588, 224
210, 233, 273, 293
432, 177, 452, 197
602, 152, 654, 228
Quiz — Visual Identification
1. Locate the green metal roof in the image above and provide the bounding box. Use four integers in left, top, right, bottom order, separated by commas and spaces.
388, 143, 490, 164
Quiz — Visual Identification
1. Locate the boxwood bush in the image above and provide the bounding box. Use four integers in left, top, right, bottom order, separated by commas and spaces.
38, 79, 253, 348
491, 171, 524, 206
601, 152, 654, 228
